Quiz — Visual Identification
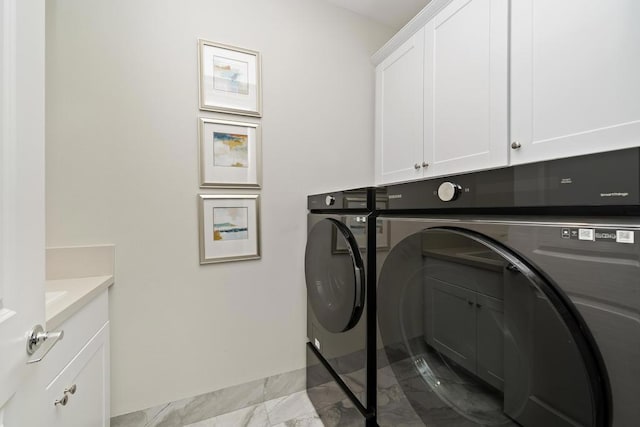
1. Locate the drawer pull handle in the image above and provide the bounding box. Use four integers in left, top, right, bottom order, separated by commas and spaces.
54, 394, 69, 407
64, 384, 77, 395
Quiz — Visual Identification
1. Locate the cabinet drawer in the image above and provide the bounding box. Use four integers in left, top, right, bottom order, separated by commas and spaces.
45, 322, 110, 427
42, 291, 108, 385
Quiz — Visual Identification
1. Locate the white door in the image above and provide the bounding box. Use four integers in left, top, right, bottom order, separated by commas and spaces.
423, 0, 509, 177
511, 0, 640, 165
375, 28, 425, 185
0, 0, 46, 424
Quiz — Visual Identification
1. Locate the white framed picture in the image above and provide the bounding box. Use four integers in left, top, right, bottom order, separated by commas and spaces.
198, 194, 261, 264
198, 39, 262, 117
198, 117, 261, 188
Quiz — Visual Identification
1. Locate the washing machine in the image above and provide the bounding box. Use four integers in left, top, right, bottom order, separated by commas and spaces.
374, 148, 640, 427
305, 187, 386, 426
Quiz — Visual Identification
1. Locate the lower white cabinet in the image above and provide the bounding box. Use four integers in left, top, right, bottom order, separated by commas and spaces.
34, 290, 110, 427
45, 323, 109, 427
424, 258, 505, 391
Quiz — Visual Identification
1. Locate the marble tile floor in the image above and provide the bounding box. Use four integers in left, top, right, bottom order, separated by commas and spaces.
113, 340, 511, 427
111, 378, 360, 427
184, 390, 327, 427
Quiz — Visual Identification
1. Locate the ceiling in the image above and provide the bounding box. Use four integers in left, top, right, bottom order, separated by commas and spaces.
324, 0, 432, 30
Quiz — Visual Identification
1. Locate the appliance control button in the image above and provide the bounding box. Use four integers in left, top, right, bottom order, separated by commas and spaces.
437, 182, 462, 202
325, 195, 336, 206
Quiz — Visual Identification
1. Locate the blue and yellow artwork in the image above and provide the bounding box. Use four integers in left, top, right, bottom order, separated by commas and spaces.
213, 207, 249, 241
213, 132, 248, 168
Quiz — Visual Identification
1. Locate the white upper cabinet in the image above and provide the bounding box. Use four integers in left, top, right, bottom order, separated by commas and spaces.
424, 0, 509, 177
375, 28, 425, 184
510, 0, 640, 164
374, 0, 509, 185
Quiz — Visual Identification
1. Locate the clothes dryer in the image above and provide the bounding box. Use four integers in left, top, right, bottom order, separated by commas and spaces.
305, 187, 381, 426
374, 148, 640, 427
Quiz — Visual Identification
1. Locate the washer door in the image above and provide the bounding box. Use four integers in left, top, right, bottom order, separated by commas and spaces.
305, 218, 365, 333
377, 227, 609, 427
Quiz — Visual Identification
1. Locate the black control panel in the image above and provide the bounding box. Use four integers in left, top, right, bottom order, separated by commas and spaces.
307, 187, 375, 211
385, 148, 640, 210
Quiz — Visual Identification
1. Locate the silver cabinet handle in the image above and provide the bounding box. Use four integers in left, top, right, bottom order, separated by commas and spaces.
422, 162, 429, 168
54, 394, 69, 407
26, 324, 64, 364
54, 384, 77, 407
414, 163, 421, 170
511, 141, 522, 149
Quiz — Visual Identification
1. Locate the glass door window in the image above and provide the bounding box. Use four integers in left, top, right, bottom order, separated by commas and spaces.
305, 218, 365, 333
377, 228, 608, 427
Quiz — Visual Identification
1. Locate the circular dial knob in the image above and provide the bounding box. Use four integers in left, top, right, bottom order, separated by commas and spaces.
325, 195, 336, 206
437, 182, 462, 202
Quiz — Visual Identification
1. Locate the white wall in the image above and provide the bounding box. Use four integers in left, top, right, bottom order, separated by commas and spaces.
45, 0, 392, 416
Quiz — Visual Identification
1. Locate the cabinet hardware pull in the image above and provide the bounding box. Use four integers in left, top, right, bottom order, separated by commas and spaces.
476, 303, 482, 308
422, 162, 429, 168
511, 141, 522, 150
54, 394, 69, 407
64, 384, 77, 395
414, 163, 421, 170
467, 300, 473, 306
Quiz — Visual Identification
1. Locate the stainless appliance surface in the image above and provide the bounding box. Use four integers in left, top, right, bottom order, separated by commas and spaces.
305, 187, 381, 427
375, 215, 638, 427
374, 148, 640, 426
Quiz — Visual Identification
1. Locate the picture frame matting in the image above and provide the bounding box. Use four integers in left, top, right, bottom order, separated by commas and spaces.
198, 39, 262, 117
198, 194, 261, 264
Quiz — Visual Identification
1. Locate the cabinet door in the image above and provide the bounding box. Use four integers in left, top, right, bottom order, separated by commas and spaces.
424, 0, 509, 177
430, 279, 477, 373
375, 28, 425, 184
476, 293, 504, 391
45, 323, 110, 427
511, 0, 640, 165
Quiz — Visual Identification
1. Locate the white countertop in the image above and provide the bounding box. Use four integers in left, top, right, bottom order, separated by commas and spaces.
45, 275, 114, 330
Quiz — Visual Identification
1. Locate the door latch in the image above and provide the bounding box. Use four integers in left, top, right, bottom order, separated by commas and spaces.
26, 324, 64, 364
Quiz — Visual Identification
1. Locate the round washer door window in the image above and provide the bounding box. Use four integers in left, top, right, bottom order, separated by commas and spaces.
376, 227, 609, 427
305, 218, 365, 333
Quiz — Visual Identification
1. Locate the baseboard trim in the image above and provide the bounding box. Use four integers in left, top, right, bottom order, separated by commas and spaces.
110, 367, 306, 427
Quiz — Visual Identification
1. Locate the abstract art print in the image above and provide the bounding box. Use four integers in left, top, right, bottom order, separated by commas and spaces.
199, 39, 261, 117
213, 56, 249, 95
213, 132, 248, 168
199, 195, 260, 264
213, 207, 248, 241
199, 118, 261, 188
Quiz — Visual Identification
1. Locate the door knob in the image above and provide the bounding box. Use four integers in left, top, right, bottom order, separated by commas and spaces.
26, 324, 64, 364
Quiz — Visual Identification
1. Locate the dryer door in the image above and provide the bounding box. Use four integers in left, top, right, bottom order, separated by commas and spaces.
377, 225, 609, 427
305, 218, 365, 333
